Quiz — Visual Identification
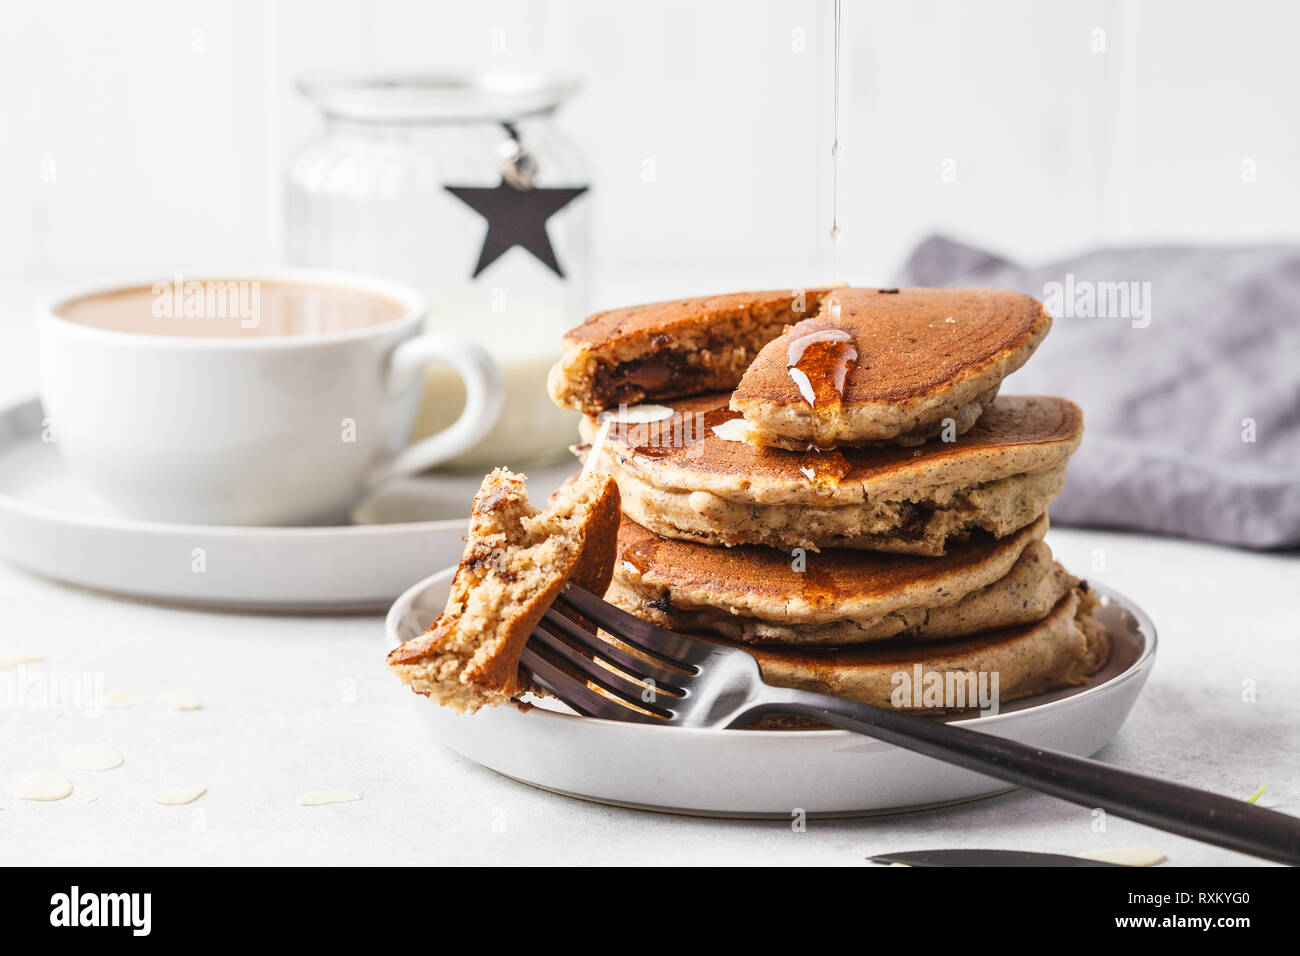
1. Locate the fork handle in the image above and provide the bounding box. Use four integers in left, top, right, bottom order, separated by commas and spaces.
747, 690, 1300, 866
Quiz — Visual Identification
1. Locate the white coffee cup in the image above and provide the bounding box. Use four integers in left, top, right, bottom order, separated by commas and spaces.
37, 270, 504, 526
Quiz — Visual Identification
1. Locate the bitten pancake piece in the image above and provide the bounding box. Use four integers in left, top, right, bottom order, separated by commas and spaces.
729, 586, 1109, 711
731, 287, 1051, 448
580, 393, 1082, 555
548, 288, 830, 414
609, 514, 1068, 645
387, 468, 620, 713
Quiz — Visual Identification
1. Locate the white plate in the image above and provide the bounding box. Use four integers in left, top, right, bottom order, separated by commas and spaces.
387, 569, 1157, 816
0, 396, 575, 609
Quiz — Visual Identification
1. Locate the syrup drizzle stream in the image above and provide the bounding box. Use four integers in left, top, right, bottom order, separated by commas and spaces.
784, 0, 858, 454
830, 0, 842, 283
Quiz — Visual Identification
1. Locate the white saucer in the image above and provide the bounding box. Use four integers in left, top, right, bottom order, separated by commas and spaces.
0, 396, 576, 609
386, 569, 1157, 817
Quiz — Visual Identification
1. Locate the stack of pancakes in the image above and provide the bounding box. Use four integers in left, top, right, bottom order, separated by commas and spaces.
549, 287, 1109, 713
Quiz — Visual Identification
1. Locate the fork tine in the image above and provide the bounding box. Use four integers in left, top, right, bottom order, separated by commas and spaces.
541, 608, 689, 690
518, 648, 662, 724
530, 625, 675, 715
555, 585, 712, 668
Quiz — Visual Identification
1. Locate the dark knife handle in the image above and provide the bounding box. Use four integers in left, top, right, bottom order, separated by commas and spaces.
745, 690, 1299, 866
870, 849, 1121, 867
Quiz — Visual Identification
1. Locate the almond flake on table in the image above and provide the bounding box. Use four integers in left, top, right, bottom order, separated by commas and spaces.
62, 745, 124, 772
0, 653, 45, 668
7, 770, 73, 801
151, 787, 206, 806
159, 692, 201, 711
297, 789, 361, 807
103, 691, 137, 708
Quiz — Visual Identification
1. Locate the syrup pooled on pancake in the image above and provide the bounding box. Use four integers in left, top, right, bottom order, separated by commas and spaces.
784, 298, 860, 449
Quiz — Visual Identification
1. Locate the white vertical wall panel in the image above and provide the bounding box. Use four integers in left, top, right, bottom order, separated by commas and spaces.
0, 0, 1295, 303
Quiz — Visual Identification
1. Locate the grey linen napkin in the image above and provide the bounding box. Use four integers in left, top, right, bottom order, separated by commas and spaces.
897, 235, 1300, 549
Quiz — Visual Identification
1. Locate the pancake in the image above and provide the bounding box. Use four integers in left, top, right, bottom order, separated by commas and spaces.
731, 287, 1051, 448
580, 394, 1082, 555
548, 288, 830, 414
387, 469, 620, 713
725, 586, 1109, 712
609, 514, 1076, 645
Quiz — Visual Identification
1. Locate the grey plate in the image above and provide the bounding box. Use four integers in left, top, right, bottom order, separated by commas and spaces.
386, 569, 1157, 817
0, 395, 574, 609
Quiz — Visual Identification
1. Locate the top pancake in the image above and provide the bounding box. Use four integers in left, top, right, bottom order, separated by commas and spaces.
731, 287, 1051, 446
549, 288, 830, 414
583, 393, 1082, 506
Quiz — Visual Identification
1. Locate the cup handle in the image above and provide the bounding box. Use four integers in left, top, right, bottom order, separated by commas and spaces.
367, 331, 504, 485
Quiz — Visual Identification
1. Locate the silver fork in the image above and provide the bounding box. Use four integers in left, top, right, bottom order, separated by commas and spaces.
521, 584, 1300, 866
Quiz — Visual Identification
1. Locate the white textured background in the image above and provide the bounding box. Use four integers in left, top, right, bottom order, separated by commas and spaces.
2, 0, 1298, 296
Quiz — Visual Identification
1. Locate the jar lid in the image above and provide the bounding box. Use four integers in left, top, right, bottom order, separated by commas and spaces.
296, 72, 582, 125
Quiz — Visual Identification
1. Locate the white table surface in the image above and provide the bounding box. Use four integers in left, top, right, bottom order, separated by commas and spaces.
2, 282, 1296, 867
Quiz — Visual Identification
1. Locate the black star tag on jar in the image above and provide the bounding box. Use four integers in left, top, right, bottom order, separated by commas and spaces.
445, 179, 588, 279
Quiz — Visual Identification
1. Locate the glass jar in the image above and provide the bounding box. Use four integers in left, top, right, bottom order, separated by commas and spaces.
286, 73, 589, 470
